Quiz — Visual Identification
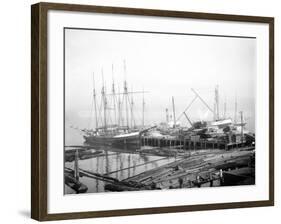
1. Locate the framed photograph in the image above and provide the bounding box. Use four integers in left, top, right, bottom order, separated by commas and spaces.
31, 2, 274, 221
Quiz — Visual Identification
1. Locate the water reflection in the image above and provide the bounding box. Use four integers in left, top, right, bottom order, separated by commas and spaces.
65, 148, 174, 194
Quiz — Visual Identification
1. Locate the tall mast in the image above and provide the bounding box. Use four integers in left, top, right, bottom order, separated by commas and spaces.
130, 86, 135, 128
112, 64, 117, 125
93, 72, 98, 129
142, 88, 145, 127
234, 94, 237, 124
240, 111, 244, 143
223, 96, 227, 119
123, 60, 129, 129
213, 102, 216, 121
101, 68, 107, 130
117, 85, 122, 127
172, 96, 176, 128
215, 85, 219, 120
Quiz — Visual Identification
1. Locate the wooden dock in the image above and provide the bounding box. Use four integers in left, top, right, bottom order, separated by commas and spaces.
104, 148, 255, 191
64, 145, 255, 193
141, 136, 245, 151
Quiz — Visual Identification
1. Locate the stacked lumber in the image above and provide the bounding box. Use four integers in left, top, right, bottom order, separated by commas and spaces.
104, 149, 255, 191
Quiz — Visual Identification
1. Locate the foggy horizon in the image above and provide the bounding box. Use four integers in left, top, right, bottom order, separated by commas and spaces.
64, 28, 256, 144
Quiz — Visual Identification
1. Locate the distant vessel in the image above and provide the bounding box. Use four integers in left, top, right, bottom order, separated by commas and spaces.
152, 85, 254, 147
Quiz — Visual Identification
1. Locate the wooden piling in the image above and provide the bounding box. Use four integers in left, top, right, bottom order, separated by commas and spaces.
210, 173, 213, 187
74, 149, 79, 181
219, 169, 224, 185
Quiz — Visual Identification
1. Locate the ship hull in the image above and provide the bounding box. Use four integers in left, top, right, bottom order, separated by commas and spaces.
83, 133, 141, 149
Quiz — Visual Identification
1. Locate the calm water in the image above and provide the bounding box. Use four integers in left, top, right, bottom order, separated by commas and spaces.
65, 148, 177, 194
65, 126, 178, 194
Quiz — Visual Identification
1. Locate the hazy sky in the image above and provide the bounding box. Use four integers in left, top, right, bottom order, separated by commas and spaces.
65, 28, 256, 134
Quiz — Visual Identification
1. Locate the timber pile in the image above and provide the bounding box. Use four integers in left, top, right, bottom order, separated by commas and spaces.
104, 148, 255, 191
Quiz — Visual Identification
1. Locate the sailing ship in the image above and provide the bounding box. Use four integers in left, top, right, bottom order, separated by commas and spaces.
82, 62, 150, 149
156, 85, 254, 147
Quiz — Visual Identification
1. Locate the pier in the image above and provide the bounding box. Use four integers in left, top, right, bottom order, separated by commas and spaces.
140, 136, 245, 151
65, 145, 255, 193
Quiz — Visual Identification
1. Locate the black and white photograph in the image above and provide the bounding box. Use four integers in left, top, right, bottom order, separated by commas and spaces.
64, 27, 256, 194
0, 0, 278, 222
